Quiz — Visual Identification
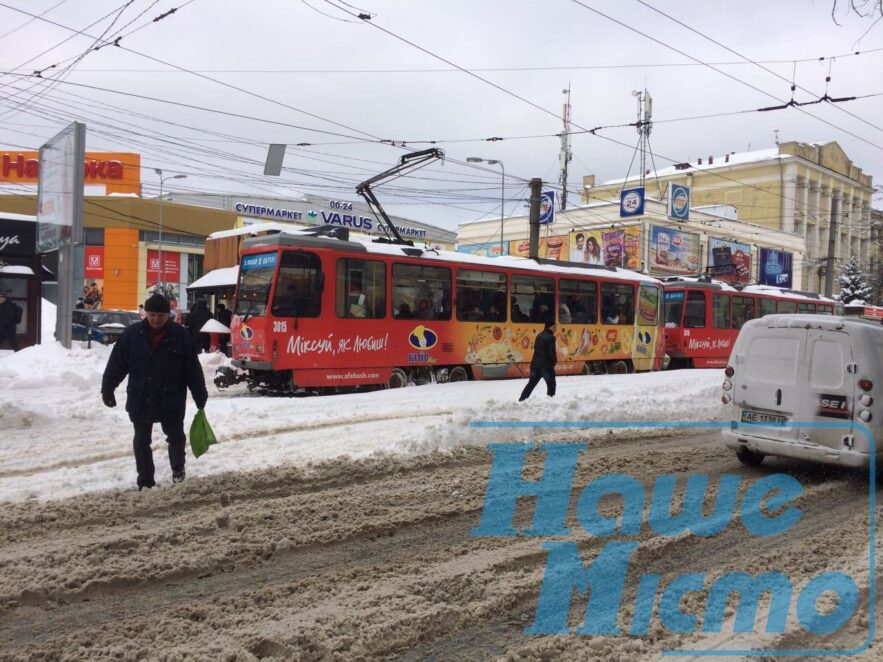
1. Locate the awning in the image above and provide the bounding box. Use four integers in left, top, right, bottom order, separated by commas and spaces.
187, 265, 239, 290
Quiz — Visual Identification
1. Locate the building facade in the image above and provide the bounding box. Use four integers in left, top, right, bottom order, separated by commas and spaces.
582, 141, 876, 294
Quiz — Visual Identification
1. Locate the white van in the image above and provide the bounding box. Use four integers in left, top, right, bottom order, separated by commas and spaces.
721, 315, 883, 469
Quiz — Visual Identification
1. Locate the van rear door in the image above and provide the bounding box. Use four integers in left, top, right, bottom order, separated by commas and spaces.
801, 329, 854, 449
734, 330, 805, 441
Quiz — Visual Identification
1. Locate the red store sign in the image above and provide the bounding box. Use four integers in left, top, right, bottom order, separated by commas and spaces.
85, 246, 104, 279
146, 249, 181, 285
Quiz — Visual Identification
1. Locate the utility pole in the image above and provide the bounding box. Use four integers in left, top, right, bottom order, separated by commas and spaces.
528, 178, 542, 260
824, 196, 840, 297
633, 88, 653, 189
559, 84, 573, 210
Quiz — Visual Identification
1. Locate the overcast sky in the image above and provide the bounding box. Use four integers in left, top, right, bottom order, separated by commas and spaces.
0, 0, 881, 241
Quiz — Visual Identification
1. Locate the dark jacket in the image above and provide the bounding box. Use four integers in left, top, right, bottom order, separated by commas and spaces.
0, 299, 20, 333
187, 301, 213, 338
102, 320, 208, 423
215, 307, 233, 328
530, 328, 557, 370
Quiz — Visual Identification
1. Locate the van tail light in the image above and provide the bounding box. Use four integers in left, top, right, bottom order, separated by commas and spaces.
724, 366, 734, 377
859, 379, 873, 392
859, 410, 872, 423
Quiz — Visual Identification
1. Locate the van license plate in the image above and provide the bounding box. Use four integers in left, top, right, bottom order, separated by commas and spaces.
741, 410, 787, 425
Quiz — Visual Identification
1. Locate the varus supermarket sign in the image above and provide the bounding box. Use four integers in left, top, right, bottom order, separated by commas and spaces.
0, 151, 141, 195
235, 200, 429, 239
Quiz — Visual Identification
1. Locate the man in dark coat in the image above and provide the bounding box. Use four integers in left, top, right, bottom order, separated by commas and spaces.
518, 319, 557, 401
0, 292, 21, 351
186, 298, 213, 353
102, 293, 208, 490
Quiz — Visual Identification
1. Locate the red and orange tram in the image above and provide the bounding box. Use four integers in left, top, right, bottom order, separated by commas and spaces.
229, 229, 666, 392
662, 277, 841, 369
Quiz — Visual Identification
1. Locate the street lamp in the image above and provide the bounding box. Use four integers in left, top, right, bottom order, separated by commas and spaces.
154, 169, 187, 294
466, 157, 505, 255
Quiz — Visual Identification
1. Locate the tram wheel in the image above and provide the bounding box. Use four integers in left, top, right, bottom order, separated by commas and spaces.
388, 368, 409, 389
448, 366, 468, 382
609, 360, 629, 375
736, 446, 765, 467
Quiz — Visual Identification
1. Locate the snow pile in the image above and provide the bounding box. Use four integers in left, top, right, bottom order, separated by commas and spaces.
0, 300, 724, 502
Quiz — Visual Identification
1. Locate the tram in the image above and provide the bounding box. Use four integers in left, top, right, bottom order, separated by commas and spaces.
662, 277, 841, 369
228, 228, 666, 392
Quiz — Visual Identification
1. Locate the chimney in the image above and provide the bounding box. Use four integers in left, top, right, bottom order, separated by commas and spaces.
698, 157, 703, 165
708, 155, 713, 165
725, 154, 730, 163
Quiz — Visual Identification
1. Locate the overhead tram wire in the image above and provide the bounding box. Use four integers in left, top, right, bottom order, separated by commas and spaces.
567, 0, 883, 151
318, 0, 862, 223
0, 0, 68, 41
635, 0, 883, 135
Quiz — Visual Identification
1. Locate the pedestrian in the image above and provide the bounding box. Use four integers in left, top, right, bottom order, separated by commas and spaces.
518, 318, 557, 401
187, 297, 212, 353
215, 303, 233, 355
0, 292, 22, 351
101, 293, 208, 491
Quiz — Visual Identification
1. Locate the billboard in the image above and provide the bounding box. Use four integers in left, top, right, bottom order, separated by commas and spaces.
667, 182, 690, 221
649, 225, 701, 275
2, 151, 141, 195
538, 191, 555, 225
708, 238, 751, 284
509, 235, 569, 261
569, 228, 641, 270
36, 123, 85, 253
457, 242, 509, 257
758, 247, 793, 288
619, 187, 645, 218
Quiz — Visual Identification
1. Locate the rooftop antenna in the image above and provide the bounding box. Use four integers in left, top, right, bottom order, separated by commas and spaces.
774, 129, 780, 146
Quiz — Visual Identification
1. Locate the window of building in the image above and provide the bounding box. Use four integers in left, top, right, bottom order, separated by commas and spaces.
337, 259, 386, 319
83, 228, 104, 246
712, 294, 730, 329
684, 290, 707, 328
560, 279, 597, 324
392, 263, 451, 320
731, 295, 755, 330
511, 274, 555, 323
456, 269, 506, 322
270, 251, 322, 318
600, 282, 634, 325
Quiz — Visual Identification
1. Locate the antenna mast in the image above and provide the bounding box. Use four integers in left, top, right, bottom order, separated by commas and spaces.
634, 88, 652, 188
559, 84, 573, 210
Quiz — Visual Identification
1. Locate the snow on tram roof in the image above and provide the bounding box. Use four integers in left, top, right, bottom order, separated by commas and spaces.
742, 285, 837, 303
346, 237, 661, 284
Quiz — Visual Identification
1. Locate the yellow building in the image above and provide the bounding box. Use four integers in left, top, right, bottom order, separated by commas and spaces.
583, 141, 876, 294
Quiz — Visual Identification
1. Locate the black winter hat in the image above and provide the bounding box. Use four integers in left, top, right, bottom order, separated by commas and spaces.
544, 318, 556, 329
144, 293, 171, 314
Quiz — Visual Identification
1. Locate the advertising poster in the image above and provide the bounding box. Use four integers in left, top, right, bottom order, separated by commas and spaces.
619, 187, 645, 218
509, 235, 569, 261
569, 228, 641, 270
457, 242, 509, 257
649, 225, 701, 275
758, 247, 793, 288
708, 238, 751, 284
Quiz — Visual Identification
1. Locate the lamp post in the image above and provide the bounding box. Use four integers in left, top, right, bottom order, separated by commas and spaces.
154, 169, 187, 294
466, 157, 505, 255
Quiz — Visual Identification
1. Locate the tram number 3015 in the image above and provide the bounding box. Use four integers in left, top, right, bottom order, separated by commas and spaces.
273, 320, 288, 333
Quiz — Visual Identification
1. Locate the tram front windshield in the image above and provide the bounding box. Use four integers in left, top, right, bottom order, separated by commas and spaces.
663, 290, 685, 326
235, 252, 277, 317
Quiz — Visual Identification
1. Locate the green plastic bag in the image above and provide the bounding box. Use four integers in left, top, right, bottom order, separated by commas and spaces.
189, 409, 217, 458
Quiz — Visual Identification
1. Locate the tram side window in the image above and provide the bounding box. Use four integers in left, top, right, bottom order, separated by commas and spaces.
712, 294, 730, 329
684, 291, 706, 328
560, 279, 597, 324
778, 300, 797, 314
757, 298, 776, 318
798, 303, 817, 314
817, 304, 833, 315
511, 275, 555, 323
271, 251, 322, 318
456, 269, 506, 322
600, 283, 634, 325
731, 295, 755, 330
392, 263, 452, 320
336, 259, 385, 319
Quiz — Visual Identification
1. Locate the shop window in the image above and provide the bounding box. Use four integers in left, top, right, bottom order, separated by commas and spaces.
337, 259, 386, 319
601, 282, 634, 325
270, 251, 322, 318
560, 279, 597, 324
511, 274, 555, 323
392, 263, 451, 320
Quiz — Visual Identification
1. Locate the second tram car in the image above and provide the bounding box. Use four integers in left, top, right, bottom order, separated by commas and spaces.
663, 277, 841, 369
229, 229, 666, 392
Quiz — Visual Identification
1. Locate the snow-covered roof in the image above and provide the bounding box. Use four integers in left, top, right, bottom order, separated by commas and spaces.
0, 212, 37, 223
0, 265, 35, 275
742, 285, 836, 303
600, 148, 784, 187
209, 222, 309, 240
187, 265, 239, 289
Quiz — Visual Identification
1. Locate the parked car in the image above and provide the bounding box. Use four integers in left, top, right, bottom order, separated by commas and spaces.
721, 314, 883, 470
72, 309, 141, 345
